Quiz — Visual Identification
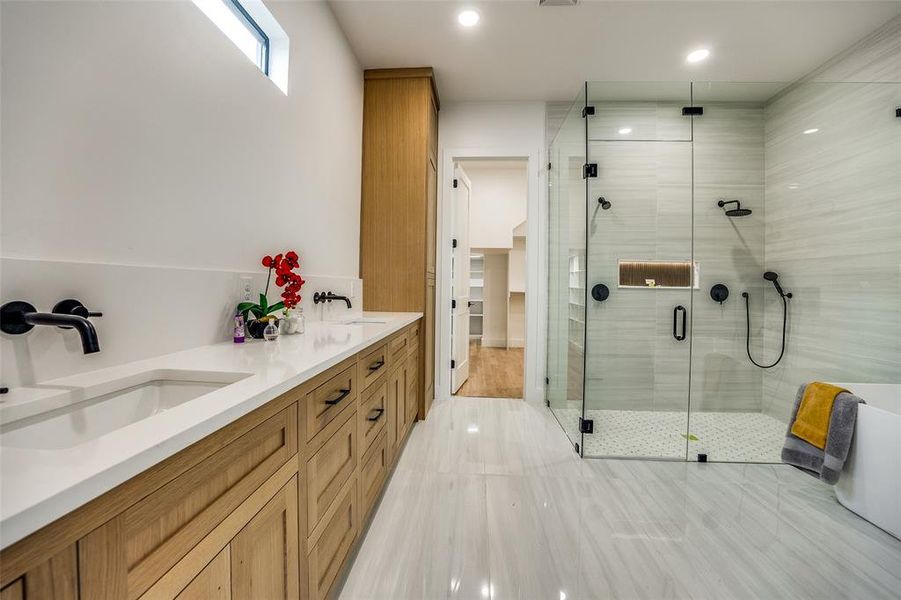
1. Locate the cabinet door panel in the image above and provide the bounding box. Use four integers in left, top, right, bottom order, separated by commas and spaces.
175, 549, 230, 600
307, 479, 356, 600
360, 433, 389, 518
406, 353, 418, 424
230, 480, 299, 600
0, 580, 23, 600
122, 406, 297, 599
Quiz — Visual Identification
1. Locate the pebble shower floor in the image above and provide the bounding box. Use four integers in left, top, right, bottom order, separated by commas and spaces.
554, 409, 787, 462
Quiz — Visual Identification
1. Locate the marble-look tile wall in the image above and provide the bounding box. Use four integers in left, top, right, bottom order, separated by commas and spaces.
583, 103, 767, 413
760, 15, 901, 422
761, 82, 901, 421
585, 137, 693, 412
690, 104, 767, 413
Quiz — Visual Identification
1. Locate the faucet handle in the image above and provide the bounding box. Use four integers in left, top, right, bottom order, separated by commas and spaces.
53, 299, 102, 323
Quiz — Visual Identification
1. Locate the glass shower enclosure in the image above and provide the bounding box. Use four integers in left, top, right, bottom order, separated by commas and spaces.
547, 80, 901, 462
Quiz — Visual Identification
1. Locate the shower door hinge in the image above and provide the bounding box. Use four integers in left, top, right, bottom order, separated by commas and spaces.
896, 107, 901, 118
451, 359, 456, 369
451, 299, 457, 309
574, 442, 580, 454
682, 106, 704, 116
579, 417, 594, 434
548, 162, 552, 170
452, 238, 458, 248
582, 106, 595, 118
583, 163, 598, 179
453, 178, 458, 188
545, 376, 550, 385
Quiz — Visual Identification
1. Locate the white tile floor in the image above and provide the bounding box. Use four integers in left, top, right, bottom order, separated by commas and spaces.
553, 408, 787, 462
339, 397, 901, 600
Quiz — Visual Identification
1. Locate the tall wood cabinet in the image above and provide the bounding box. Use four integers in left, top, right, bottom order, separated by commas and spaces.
360, 67, 439, 419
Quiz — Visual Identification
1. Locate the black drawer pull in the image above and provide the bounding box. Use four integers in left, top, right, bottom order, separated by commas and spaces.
324, 388, 351, 406
368, 359, 385, 372
367, 408, 385, 422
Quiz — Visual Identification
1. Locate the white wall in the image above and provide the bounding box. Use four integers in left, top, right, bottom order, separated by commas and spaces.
437, 101, 547, 403
458, 162, 527, 249
1, 0, 363, 387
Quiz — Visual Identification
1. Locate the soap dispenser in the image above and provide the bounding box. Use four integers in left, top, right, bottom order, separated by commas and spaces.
263, 318, 279, 341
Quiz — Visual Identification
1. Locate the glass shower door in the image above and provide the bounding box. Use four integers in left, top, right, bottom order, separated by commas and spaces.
546, 87, 587, 450
581, 82, 695, 459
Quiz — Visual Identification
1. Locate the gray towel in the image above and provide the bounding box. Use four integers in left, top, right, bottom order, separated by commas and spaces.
781, 383, 864, 485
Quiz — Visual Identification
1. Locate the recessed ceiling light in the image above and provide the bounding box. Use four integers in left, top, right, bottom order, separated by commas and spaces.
457, 9, 480, 27
686, 48, 710, 63
803, 128, 819, 134
618, 127, 632, 135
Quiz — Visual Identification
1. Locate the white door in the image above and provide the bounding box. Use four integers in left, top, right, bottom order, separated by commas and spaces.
451, 165, 472, 393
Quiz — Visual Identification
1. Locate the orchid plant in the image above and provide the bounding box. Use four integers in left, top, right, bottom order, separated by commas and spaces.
237, 251, 306, 323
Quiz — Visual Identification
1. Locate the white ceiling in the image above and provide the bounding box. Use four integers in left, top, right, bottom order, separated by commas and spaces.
328, 0, 901, 102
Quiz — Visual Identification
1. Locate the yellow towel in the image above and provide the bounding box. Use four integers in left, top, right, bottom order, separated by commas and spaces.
790, 382, 848, 449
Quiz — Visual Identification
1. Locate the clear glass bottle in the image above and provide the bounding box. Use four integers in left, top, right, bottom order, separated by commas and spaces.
263, 318, 279, 341
295, 307, 305, 335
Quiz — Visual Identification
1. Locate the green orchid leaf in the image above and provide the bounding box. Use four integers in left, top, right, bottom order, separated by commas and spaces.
268, 302, 285, 315
237, 302, 257, 313
259, 293, 268, 314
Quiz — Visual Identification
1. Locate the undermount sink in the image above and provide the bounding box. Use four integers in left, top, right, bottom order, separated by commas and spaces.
0, 370, 251, 450
338, 318, 387, 325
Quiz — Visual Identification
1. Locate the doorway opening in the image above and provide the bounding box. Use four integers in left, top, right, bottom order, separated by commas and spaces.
450, 159, 528, 399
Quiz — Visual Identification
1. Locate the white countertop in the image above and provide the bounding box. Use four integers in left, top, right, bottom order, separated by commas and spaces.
0, 312, 421, 549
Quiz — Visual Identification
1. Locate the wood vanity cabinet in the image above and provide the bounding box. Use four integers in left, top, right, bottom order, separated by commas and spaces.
360, 67, 439, 422
0, 321, 421, 600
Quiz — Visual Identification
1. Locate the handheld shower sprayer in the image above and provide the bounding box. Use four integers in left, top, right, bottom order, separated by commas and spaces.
763, 271, 792, 299
742, 271, 793, 369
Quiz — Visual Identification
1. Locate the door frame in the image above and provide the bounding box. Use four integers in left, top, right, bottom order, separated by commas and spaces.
437, 147, 545, 403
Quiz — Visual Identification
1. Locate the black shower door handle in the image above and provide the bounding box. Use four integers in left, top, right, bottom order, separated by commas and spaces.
673, 305, 687, 341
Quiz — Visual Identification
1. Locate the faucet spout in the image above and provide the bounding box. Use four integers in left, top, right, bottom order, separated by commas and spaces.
313, 291, 353, 309
1, 300, 102, 354
24, 312, 101, 354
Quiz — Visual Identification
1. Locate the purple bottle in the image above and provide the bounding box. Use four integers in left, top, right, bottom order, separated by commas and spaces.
234, 312, 245, 343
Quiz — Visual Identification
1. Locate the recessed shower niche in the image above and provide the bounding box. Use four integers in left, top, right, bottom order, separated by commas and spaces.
617, 260, 698, 289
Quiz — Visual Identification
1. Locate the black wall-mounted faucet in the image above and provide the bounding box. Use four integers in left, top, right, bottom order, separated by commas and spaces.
1, 299, 102, 354
313, 291, 352, 309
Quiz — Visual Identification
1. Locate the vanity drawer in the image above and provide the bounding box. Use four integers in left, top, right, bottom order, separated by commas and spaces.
388, 329, 410, 363
358, 379, 387, 456
407, 321, 421, 356
304, 362, 358, 442
307, 477, 357, 600
360, 432, 389, 519
306, 410, 357, 536
359, 343, 389, 390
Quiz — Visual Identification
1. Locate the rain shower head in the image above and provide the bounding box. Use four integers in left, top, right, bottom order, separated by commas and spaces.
718, 199, 752, 217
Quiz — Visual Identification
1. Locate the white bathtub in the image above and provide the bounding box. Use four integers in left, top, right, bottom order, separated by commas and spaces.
833, 383, 900, 539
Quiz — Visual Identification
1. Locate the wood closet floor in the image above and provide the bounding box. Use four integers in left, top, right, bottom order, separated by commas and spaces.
455, 340, 524, 399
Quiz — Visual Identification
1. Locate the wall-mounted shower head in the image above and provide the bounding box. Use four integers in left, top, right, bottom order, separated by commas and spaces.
598, 196, 611, 210
717, 199, 752, 217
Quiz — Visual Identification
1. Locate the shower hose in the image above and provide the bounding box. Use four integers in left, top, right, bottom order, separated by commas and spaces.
743, 291, 788, 369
